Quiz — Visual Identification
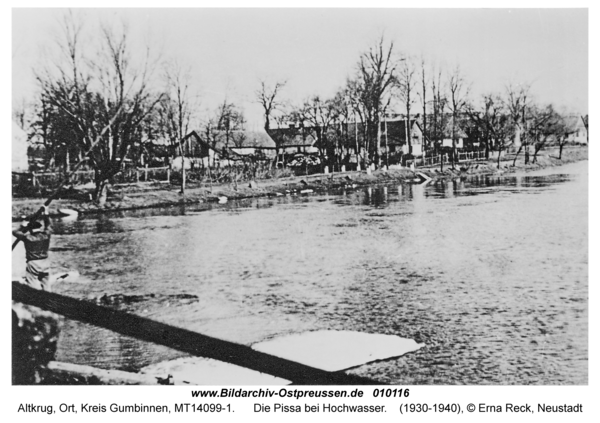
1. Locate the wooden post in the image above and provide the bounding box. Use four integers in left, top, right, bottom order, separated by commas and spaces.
167, 168, 171, 183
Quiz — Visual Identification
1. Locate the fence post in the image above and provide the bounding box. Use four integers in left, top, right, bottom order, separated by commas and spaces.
167, 168, 170, 183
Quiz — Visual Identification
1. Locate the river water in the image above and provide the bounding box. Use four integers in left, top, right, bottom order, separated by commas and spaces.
43, 161, 587, 384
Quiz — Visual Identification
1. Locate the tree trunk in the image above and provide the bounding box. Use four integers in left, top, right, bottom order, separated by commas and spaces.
452, 139, 456, 169
384, 117, 389, 169
406, 114, 412, 155
512, 145, 523, 167
497, 148, 502, 169
180, 166, 186, 194
178, 144, 186, 195
95, 181, 108, 206
375, 118, 382, 169
93, 169, 105, 204
559, 143, 564, 159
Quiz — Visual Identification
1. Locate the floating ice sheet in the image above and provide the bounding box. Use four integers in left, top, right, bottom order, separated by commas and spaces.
252, 330, 423, 372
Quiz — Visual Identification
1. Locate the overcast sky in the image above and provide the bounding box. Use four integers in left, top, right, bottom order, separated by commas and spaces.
12, 8, 588, 128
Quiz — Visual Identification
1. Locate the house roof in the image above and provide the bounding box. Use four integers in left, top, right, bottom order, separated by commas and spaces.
383, 119, 424, 144
442, 118, 468, 139
563, 115, 586, 132
269, 120, 427, 147
267, 127, 318, 147
183, 129, 276, 152
216, 130, 276, 149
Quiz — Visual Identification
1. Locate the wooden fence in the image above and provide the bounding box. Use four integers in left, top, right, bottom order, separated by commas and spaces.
405, 150, 487, 168
12, 167, 171, 191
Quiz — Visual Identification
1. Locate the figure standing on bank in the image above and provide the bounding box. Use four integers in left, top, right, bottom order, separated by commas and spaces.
12, 206, 52, 291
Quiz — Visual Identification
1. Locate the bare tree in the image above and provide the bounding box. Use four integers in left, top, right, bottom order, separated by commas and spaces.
157, 61, 197, 194
292, 95, 338, 170
351, 36, 398, 168
37, 13, 162, 203
466, 93, 512, 168
215, 100, 245, 142
505, 82, 532, 164
397, 56, 416, 157
446, 65, 470, 168
345, 78, 368, 169
430, 65, 447, 170
527, 103, 557, 163
329, 89, 354, 171
417, 56, 429, 155
256, 79, 286, 133
206, 99, 246, 165
256, 79, 286, 164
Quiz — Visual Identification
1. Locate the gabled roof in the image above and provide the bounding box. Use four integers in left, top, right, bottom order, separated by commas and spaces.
563, 115, 587, 132
217, 130, 276, 149
183, 129, 276, 152
383, 119, 424, 144
442, 117, 468, 139
267, 127, 318, 147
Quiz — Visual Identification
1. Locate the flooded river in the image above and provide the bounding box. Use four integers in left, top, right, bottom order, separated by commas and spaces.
38, 161, 588, 384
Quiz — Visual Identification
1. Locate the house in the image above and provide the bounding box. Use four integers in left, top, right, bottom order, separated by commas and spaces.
441, 118, 467, 150
226, 130, 277, 158
267, 124, 319, 156
268, 117, 428, 169
380, 117, 426, 157
564, 115, 588, 145
12, 121, 29, 172
174, 129, 276, 169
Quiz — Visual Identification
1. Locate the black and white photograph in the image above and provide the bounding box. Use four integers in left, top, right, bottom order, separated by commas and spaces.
10, 4, 589, 397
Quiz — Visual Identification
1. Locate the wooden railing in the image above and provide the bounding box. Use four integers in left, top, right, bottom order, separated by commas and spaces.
13, 166, 171, 190
405, 150, 487, 168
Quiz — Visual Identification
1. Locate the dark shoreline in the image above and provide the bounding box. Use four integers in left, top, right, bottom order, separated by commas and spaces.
12, 146, 587, 221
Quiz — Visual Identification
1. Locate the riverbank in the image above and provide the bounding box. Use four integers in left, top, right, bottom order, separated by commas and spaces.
12, 146, 587, 220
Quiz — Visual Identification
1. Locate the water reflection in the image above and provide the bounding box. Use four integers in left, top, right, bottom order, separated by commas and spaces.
50, 162, 587, 384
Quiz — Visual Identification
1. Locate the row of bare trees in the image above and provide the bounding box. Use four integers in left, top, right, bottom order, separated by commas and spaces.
17, 17, 584, 202
255, 37, 583, 172
465, 83, 577, 168
25, 13, 171, 201
19, 14, 258, 200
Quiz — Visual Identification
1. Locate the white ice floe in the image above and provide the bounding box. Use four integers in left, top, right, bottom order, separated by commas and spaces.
252, 330, 423, 372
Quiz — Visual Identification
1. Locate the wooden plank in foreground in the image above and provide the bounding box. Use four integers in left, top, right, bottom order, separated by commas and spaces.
12, 282, 382, 385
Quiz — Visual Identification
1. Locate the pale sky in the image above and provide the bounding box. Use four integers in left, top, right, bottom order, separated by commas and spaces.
12, 8, 588, 128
